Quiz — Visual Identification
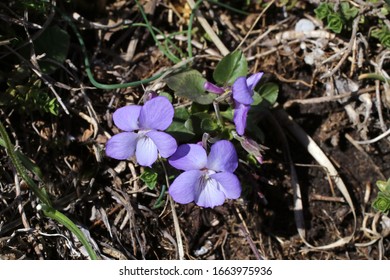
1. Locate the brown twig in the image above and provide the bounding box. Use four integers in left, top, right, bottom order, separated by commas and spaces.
283, 85, 378, 108
320, 15, 361, 79
310, 194, 345, 203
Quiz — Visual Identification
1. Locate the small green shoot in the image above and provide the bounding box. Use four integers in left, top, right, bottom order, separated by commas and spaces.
314, 2, 359, 34
373, 179, 390, 214
140, 168, 159, 190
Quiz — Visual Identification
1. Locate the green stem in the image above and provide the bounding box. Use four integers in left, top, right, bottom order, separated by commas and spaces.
38, 204, 99, 260
359, 73, 390, 84
187, 0, 203, 58
0, 137, 44, 181
132, 23, 186, 59
0, 120, 99, 260
60, 11, 175, 90
134, 0, 181, 63
206, 0, 250, 15
67, 19, 164, 89
0, 121, 51, 206
152, 184, 167, 209
59, 4, 195, 90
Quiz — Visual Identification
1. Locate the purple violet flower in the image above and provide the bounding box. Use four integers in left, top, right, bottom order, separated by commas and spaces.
232, 72, 263, 135
106, 96, 177, 167
168, 140, 241, 208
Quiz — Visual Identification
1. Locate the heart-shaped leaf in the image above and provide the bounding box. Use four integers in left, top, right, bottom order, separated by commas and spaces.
164, 70, 217, 104
213, 50, 248, 86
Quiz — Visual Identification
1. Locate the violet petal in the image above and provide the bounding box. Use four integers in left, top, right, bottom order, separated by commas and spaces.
194, 177, 226, 208
207, 140, 238, 173
233, 102, 250, 136
135, 136, 158, 166
246, 72, 263, 92
112, 105, 141, 132
169, 170, 201, 204
210, 172, 241, 199
169, 144, 207, 171
139, 96, 174, 131
146, 130, 177, 158
105, 132, 138, 160
232, 76, 254, 105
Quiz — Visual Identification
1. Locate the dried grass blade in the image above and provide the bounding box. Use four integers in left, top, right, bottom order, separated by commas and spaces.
186, 0, 229, 56
273, 108, 357, 250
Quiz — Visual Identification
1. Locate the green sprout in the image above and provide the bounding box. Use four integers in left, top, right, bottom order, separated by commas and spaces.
371, 25, 390, 49
314, 1, 359, 34
373, 179, 390, 214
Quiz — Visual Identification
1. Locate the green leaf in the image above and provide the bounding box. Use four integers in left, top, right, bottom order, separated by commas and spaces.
381, 6, 390, 16
33, 25, 70, 74
190, 112, 213, 135
376, 180, 387, 193
158, 92, 173, 102
220, 107, 233, 121
373, 179, 390, 213
371, 27, 384, 39
166, 107, 196, 141
327, 13, 344, 33
380, 31, 390, 49
213, 50, 248, 86
201, 118, 219, 132
174, 107, 190, 121
48, 98, 58, 116
371, 26, 390, 48
260, 82, 279, 105
140, 168, 158, 190
166, 121, 195, 142
190, 102, 210, 114
376, 179, 390, 194
314, 3, 334, 20
184, 119, 194, 131
373, 192, 390, 213
246, 84, 277, 141
252, 82, 279, 107
340, 2, 359, 20
164, 69, 216, 104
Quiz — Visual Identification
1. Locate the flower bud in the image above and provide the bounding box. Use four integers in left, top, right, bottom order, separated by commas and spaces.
204, 81, 224, 94
239, 136, 266, 164
143, 90, 158, 102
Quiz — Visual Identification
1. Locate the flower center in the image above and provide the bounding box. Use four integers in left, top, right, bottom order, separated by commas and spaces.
137, 129, 151, 138
198, 169, 216, 185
